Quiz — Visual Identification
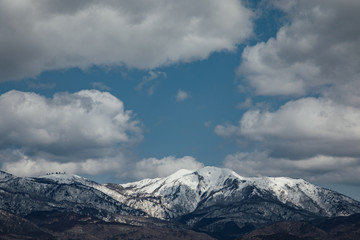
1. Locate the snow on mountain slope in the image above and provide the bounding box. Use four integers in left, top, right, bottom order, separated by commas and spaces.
0, 171, 13, 179
121, 167, 242, 195
97, 166, 360, 220
0, 171, 145, 219
250, 176, 356, 216
1, 168, 359, 239
36, 173, 95, 185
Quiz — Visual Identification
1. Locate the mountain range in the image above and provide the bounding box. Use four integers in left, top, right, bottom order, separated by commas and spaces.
0, 166, 359, 239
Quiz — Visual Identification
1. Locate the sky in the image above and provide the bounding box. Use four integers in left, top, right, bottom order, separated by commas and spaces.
0, 0, 360, 200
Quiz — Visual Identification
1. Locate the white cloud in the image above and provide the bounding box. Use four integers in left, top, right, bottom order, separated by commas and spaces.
237, 0, 360, 96
176, 90, 189, 102
0, 91, 205, 179
220, 0, 360, 190
136, 71, 167, 96
92, 81, 111, 91
236, 97, 252, 109
129, 156, 204, 179
0, 90, 142, 152
214, 123, 239, 137
1, 150, 124, 177
216, 97, 360, 159
224, 151, 360, 184
27, 81, 56, 90
0, 0, 253, 81
0, 90, 142, 175
142, 71, 167, 82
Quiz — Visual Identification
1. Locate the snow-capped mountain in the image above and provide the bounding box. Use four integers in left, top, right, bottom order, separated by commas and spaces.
0, 170, 144, 220
0, 167, 360, 239
96, 166, 360, 238
99, 167, 360, 219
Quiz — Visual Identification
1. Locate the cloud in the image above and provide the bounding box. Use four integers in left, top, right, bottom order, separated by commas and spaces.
224, 151, 360, 184
92, 82, 111, 91
216, 97, 360, 159
136, 71, 167, 96
323, 81, 360, 108
176, 90, 189, 102
0, 90, 142, 176
237, 0, 360, 96
214, 123, 239, 137
217, 0, 360, 188
128, 156, 204, 179
27, 81, 56, 90
142, 71, 167, 83
0, 90, 203, 180
236, 98, 252, 109
1, 150, 124, 177
0, 0, 253, 81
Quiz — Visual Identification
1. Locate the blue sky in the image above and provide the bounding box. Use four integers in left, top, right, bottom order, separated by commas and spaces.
0, 0, 360, 200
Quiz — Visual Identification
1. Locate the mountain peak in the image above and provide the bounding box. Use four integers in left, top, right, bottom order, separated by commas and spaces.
103, 166, 360, 222
195, 166, 245, 181
166, 168, 194, 179
0, 168, 359, 240
35, 173, 93, 185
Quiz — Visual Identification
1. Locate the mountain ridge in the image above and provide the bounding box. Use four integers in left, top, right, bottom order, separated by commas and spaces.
0, 170, 146, 219
1, 166, 360, 239
98, 166, 359, 219
96, 166, 360, 238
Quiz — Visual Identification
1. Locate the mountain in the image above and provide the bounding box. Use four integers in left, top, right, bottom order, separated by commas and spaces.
0, 210, 214, 240
0, 170, 215, 239
239, 213, 360, 240
97, 167, 360, 239
0, 170, 144, 220
0, 167, 360, 239
0, 209, 53, 239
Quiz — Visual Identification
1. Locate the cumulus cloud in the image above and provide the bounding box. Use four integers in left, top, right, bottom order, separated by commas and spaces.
237, 0, 360, 96
323, 81, 360, 108
216, 97, 360, 159
224, 151, 360, 184
0, 0, 253, 81
1, 150, 124, 177
176, 90, 189, 102
0, 90, 142, 176
212, 0, 360, 187
128, 156, 204, 179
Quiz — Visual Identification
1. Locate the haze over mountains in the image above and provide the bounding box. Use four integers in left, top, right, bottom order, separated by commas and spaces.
0, 167, 360, 239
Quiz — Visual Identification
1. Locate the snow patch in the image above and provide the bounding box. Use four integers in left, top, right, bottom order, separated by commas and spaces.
96, 166, 360, 219
36, 173, 90, 185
